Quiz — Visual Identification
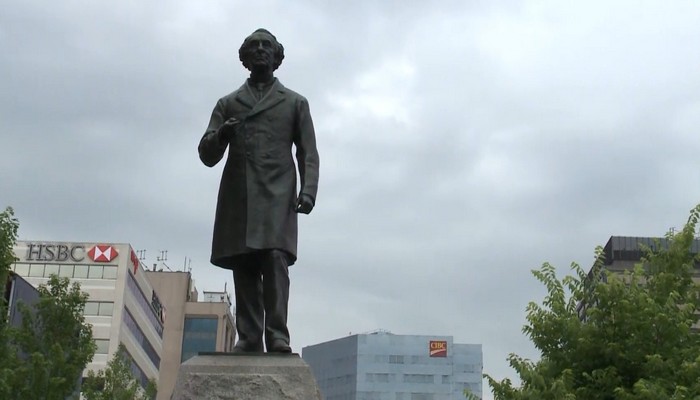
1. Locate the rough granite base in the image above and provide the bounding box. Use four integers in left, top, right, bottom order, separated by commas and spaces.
171, 353, 323, 400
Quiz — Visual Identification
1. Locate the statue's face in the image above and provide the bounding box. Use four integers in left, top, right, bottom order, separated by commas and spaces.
241, 31, 276, 71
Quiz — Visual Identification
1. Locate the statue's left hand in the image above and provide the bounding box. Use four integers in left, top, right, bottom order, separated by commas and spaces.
296, 194, 314, 214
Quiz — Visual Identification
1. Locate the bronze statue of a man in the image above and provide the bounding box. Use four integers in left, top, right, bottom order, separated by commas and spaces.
198, 28, 319, 353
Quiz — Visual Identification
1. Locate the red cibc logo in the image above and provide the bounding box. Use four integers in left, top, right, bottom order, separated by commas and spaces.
87, 245, 119, 262
429, 340, 448, 357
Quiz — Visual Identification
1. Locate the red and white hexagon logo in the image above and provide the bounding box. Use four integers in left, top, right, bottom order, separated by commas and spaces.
87, 245, 119, 262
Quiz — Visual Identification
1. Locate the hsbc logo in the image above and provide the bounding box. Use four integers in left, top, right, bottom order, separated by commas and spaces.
88, 245, 119, 262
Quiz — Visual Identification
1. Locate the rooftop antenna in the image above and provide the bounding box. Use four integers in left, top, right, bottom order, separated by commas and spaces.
136, 249, 147, 261
157, 250, 172, 271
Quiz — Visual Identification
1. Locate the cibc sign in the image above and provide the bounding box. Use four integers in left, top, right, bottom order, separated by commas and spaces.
429, 340, 448, 358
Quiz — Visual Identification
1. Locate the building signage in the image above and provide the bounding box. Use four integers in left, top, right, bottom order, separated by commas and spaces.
151, 290, 166, 323
87, 245, 119, 262
25, 243, 86, 262
429, 340, 448, 357
24, 242, 120, 263
130, 249, 139, 274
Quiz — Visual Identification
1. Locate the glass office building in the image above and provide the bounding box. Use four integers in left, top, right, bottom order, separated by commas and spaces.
302, 332, 483, 400
180, 316, 219, 362
145, 271, 235, 400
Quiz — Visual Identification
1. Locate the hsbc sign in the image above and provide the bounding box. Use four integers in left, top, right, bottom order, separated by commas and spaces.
25, 243, 119, 263
87, 245, 119, 262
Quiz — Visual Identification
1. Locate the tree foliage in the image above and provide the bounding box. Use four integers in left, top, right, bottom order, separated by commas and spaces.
9, 275, 97, 399
82, 343, 157, 400
0, 207, 20, 398
0, 207, 96, 399
474, 204, 700, 400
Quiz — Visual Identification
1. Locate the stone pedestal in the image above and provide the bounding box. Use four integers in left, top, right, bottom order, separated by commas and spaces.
171, 353, 323, 400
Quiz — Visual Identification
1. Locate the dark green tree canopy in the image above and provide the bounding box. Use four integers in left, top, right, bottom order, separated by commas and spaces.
82, 343, 157, 400
1, 207, 96, 399
475, 204, 700, 400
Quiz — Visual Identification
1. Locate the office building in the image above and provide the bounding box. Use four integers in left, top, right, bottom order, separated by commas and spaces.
302, 331, 483, 400
5, 271, 40, 329
577, 235, 700, 320
601, 236, 700, 272
11, 240, 165, 389
145, 270, 235, 400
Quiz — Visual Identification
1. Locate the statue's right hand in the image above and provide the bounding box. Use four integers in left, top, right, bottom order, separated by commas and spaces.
218, 117, 240, 142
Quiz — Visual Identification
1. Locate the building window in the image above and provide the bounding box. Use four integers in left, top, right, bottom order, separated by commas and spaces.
357, 392, 381, 400
389, 355, 404, 364
125, 272, 163, 337
123, 308, 160, 369
11, 263, 117, 280
83, 301, 114, 317
95, 339, 110, 354
121, 345, 153, 390
59, 264, 74, 278
73, 264, 89, 278
88, 265, 103, 279
181, 317, 218, 362
403, 374, 434, 384
29, 264, 45, 277
84, 302, 99, 316
366, 373, 390, 383
13, 263, 29, 276
373, 355, 388, 363
99, 302, 114, 316
44, 264, 60, 276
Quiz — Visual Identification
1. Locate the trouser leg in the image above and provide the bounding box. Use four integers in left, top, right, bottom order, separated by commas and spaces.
261, 249, 291, 350
232, 265, 264, 352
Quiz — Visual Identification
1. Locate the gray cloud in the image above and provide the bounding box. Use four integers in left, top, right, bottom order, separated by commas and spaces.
3, 1, 700, 398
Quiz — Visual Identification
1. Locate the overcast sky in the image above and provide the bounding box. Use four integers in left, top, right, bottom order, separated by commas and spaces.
3, 1, 700, 398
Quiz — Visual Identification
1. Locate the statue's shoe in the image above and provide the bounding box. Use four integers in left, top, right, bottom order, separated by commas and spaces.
267, 339, 292, 353
232, 341, 263, 353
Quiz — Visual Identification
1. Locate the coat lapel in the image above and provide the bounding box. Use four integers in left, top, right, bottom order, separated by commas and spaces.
247, 79, 286, 119
233, 79, 287, 120
234, 83, 256, 110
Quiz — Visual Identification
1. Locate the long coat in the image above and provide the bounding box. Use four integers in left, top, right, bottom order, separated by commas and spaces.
198, 79, 319, 269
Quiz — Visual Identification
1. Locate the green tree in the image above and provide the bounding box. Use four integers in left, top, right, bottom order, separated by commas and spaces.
82, 344, 157, 400
473, 204, 700, 400
8, 275, 97, 399
0, 207, 20, 398
0, 207, 97, 399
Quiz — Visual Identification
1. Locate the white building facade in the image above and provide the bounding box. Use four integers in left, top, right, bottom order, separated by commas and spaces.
11, 241, 165, 388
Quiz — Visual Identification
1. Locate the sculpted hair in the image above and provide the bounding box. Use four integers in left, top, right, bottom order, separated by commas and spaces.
239, 28, 285, 71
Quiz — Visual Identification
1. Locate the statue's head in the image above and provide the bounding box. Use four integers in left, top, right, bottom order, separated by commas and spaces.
239, 28, 285, 72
